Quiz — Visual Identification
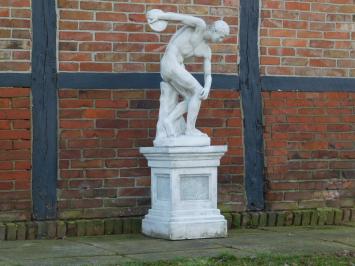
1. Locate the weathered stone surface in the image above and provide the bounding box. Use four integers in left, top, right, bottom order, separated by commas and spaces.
141, 146, 227, 240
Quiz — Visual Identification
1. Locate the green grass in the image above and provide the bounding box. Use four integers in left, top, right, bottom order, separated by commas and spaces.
125, 253, 355, 266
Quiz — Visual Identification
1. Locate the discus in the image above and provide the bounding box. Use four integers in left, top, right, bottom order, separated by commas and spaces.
147, 9, 168, 32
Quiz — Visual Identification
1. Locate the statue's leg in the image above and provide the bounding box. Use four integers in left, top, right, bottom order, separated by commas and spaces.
156, 81, 179, 139
163, 99, 188, 137
156, 81, 186, 139
168, 68, 205, 136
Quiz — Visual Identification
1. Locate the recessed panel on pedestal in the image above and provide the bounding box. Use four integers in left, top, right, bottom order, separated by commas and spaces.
180, 175, 209, 201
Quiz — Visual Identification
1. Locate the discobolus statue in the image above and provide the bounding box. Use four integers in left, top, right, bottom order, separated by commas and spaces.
147, 9, 230, 146
141, 10, 230, 240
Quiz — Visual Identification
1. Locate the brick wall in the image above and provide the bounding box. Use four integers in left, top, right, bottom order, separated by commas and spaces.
58, 89, 244, 219
263, 91, 355, 211
260, 0, 355, 77
0, 88, 32, 221
57, 0, 239, 74
0, 0, 31, 72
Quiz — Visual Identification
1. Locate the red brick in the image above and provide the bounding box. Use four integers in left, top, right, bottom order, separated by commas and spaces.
83, 149, 115, 158
60, 120, 94, 129
0, 182, 13, 190
96, 119, 128, 129
60, 31, 93, 41
85, 169, 118, 178
285, 2, 310, 11
80, 1, 112, 11
79, 90, 111, 99
95, 33, 127, 42
71, 160, 103, 169
60, 10, 93, 20
96, 12, 126, 22
114, 3, 145, 13
60, 99, 93, 108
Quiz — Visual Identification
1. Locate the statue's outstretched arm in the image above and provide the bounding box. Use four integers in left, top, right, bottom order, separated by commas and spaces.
147, 9, 206, 29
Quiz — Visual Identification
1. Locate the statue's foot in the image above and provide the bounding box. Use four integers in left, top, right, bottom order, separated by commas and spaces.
163, 119, 178, 137
185, 128, 207, 137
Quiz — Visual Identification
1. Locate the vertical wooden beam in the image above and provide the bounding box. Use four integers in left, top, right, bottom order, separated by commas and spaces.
239, 0, 265, 210
31, 0, 58, 219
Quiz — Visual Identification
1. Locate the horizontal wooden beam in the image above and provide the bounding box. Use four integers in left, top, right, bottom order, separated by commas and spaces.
262, 76, 355, 92
0, 73, 31, 87
58, 73, 240, 90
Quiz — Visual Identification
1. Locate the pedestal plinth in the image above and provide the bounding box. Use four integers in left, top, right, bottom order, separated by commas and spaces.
139, 145, 227, 240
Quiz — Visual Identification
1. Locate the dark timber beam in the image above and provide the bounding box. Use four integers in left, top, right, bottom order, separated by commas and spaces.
31, 0, 58, 220
0, 73, 31, 87
239, 0, 265, 210
58, 73, 240, 90
262, 76, 355, 92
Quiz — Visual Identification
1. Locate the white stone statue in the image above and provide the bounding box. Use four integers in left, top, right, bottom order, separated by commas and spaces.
147, 9, 230, 146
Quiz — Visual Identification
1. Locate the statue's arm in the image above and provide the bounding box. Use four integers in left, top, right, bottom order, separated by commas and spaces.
148, 10, 206, 29
200, 52, 212, 100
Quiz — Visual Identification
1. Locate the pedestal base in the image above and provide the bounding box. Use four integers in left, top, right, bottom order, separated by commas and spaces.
139, 145, 227, 240
142, 210, 227, 240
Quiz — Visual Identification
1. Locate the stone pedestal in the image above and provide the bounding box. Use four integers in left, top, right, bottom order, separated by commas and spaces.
139, 145, 227, 240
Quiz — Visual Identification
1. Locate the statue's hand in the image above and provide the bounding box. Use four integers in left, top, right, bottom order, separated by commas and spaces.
200, 87, 210, 100
147, 9, 164, 24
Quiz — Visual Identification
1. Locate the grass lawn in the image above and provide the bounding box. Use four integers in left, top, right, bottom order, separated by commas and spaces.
126, 253, 355, 266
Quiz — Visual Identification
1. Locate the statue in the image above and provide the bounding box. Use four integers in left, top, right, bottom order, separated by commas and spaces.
146, 9, 230, 146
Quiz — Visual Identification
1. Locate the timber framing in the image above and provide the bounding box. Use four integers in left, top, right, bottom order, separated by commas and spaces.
0, 2, 353, 221
239, 0, 265, 210
58, 73, 240, 90
31, 0, 58, 220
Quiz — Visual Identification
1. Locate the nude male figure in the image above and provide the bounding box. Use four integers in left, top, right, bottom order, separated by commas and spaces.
147, 10, 230, 140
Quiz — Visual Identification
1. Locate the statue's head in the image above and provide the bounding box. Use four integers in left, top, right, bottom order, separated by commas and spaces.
207, 20, 230, 42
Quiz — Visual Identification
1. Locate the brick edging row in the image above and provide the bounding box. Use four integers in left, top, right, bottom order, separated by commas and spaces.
1, 208, 354, 241
223, 207, 355, 229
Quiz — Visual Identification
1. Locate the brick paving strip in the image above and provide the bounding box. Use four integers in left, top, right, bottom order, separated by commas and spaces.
0, 225, 354, 265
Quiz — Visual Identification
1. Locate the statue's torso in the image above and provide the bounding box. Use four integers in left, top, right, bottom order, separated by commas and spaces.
163, 26, 209, 65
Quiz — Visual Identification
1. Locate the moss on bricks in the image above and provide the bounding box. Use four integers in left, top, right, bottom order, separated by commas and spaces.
6, 223, 17, 240
326, 209, 335, 225
86, 220, 104, 236
267, 212, 277, 226
131, 218, 142, 233
334, 209, 342, 225
66, 221, 77, 237
16, 222, 26, 240
342, 209, 351, 222
113, 219, 123, 234
301, 211, 311, 226
350, 208, 355, 222
104, 219, 114, 235
47, 221, 57, 239
241, 213, 251, 227
318, 210, 327, 226
76, 220, 86, 236
284, 212, 293, 226
310, 210, 318, 226
293, 212, 302, 226
223, 213, 233, 229
0, 223, 5, 240
232, 213, 241, 228
123, 219, 132, 233
276, 212, 285, 226
26, 222, 37, 240
36, 222, 48, 239
57, 221, 66, 239
250, 213, 259, 227
259, 212, 267, 227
